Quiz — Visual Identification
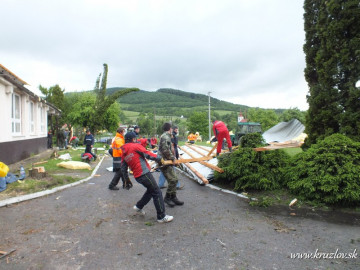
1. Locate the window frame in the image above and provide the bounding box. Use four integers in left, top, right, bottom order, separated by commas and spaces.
11, 93, 22, 135
29, 101, 35, 134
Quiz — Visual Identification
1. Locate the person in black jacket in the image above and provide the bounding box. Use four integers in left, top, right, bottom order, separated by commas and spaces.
47, 129, 53, 149
171, 126, 179, 159
83, 129, 97, 160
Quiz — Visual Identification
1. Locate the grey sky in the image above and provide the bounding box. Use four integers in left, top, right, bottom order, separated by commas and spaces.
1, 0, 308, 110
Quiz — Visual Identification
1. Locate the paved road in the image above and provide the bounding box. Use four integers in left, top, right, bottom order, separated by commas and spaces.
0, 156, 359, 270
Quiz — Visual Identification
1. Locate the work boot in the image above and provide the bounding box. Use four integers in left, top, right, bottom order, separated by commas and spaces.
109, 186, 119, 190
171, 194, 184, 206
229, 147, 232, 152
164, 193, 176, 207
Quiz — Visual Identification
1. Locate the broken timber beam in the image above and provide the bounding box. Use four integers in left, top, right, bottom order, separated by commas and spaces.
179, 146, 224, 173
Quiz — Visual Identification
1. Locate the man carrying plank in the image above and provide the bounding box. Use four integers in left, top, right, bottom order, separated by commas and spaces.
158, 123, 184, 207
121, 132, 173, 223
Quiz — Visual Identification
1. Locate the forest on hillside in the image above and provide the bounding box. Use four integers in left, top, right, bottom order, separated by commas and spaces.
106, 87, 268, 117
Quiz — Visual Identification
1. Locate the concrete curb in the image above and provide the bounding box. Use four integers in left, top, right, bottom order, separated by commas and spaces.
0, 156, 105, 208
175, 166, 251, 201
206, 184, 250, 201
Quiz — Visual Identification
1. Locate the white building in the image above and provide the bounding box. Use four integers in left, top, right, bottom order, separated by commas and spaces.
0, 64, 61, 164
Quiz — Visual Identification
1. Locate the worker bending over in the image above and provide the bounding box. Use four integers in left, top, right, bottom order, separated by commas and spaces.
212, 120, 232, 156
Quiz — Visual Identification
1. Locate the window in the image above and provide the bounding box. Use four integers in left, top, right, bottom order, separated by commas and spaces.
40, 106, 45, 133
29, 101, 35, 134
11, 93, 21, 134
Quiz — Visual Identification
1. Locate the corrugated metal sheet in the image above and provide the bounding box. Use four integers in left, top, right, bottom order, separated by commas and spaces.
262, 119, 305, 143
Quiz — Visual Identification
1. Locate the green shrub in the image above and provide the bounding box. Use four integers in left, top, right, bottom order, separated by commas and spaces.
240, 133, 265, 148
215, 148, 289, 191
286, 134, 360, 206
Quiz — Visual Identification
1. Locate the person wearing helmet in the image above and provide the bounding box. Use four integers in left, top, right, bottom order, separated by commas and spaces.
121, 132, 174, 223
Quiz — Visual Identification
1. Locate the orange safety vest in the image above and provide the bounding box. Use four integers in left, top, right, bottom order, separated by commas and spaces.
112, 132, 125, 157
188, 133, 196, 141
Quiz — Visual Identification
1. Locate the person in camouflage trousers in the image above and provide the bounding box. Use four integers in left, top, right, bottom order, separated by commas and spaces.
158, 123, 184, 207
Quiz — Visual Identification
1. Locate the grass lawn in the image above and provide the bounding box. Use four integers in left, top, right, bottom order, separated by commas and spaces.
123, 110, 140, 117
213, 110, 235, 116
0, 147, 106, 200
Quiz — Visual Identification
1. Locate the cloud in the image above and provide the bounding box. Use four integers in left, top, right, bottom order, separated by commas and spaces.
0, 0, 308, 110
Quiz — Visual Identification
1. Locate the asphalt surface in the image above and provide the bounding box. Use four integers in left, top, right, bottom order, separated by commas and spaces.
0, 156, 359, 270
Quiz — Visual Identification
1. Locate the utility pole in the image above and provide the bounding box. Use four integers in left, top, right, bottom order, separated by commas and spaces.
153, 107, 156, 135
208, 91, 211, 141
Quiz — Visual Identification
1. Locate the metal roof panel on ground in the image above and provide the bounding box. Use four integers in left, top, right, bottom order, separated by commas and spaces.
177, 145, 217, 184
262, 119, 305, 143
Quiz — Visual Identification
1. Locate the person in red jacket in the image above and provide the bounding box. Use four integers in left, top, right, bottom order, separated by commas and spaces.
212, 120, 232, 156
121, 132, 174, 223
150, 136, 157, 149
139, 136, 148, 148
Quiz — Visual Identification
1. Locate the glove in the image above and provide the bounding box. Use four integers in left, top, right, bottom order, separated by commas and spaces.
155, 157, 164, 165
211, 137, 218, 143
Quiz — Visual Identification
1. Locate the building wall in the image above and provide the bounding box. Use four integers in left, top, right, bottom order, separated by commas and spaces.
0, 77, 53, 165
0, 137, 47, 165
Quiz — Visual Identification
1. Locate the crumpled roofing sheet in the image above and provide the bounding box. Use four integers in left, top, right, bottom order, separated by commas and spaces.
176, 145, 217, 185
262, 119, 305, 143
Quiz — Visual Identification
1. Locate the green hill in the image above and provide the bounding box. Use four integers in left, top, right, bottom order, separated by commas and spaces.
106, 87, 249, 117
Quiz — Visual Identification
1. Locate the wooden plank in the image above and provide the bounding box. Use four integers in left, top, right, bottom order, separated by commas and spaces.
179, 146, 224, 173
207, 143, 218, 156
192, 145, 211, 152
185, 142, 217, 156
253, 142, 302, 152
162, 156, 213, 165
184, 144, 206, 156
32, 161, 48, 166
192, 144, 229, 154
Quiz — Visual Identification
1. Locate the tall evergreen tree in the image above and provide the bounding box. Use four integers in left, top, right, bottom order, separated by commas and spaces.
304, 0, 360, 145
331, 1, 360, 140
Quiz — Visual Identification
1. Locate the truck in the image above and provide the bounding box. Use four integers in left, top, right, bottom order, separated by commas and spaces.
231, 122, 262, 146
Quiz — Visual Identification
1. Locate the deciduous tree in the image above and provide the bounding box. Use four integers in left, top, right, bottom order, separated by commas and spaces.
187, 111, 208, 136
89, 63, 139, 133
